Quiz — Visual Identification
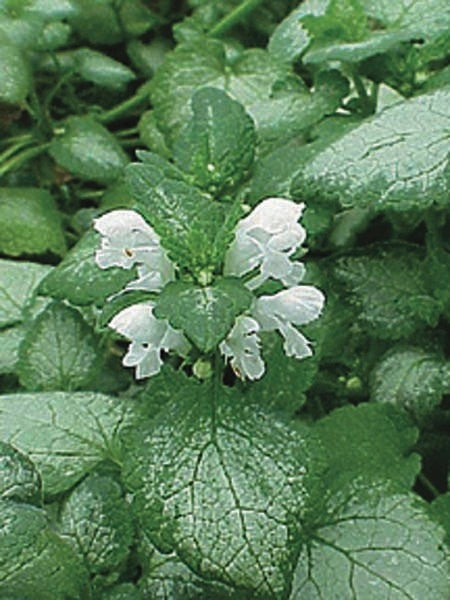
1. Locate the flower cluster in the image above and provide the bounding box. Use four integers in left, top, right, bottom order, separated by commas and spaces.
94, 198, 324, 380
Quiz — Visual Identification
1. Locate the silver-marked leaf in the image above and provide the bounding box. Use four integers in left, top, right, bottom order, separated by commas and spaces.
60, 474, 134, 574
122, 384, 325, 599
291, 88, 450, 211
290, 483, 449, 599
370, 346, 450, 422
0, 500, 90, 600
0, 391, 133, 496
17, 301, 102, 391
154, 278, 253, 352
139, 543, 234, 600
0, 260, 51, 328
0, 441, 42, 505
39, 230, 136, 306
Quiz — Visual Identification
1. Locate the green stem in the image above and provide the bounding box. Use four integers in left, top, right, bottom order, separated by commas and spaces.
98, 82, 152, 124
417, 472, 440, 499
0, 133, 33, 148
0, 144, 50, 178
0, 139, 34, 165
209, 0, 265, 37
116, 126, 139, 137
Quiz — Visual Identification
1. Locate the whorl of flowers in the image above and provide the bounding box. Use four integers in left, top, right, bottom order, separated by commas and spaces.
94, 198, 325, 380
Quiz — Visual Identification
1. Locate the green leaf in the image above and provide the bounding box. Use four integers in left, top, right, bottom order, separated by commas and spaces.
122, 384, 325, 598
370, 346, 450, 422
245, 332, 318, 415
332, 243, 442, 339
290, 483, 449, 599
0, 188, 67, 257
0, 31, 31, 104
154, 278, 253, 352
150, 38, 293, 143
60, 474, 134, 574
291, 89, 450, 211
296, 0, 450, 64
100, 583, 142, 600
0, 260, 51, 328
126, 156, 225, 273
430, 492, 450, 547
75, 48, 136, 89
68, 0, 123, 45
0, 441, 42, 505
39, 230, 136, 306
250, 115, 359, 203
315, 403, 421, 493
0, 325, 25, 374
268, 7, 311, 64
173, 87, 256, 193
17, 301, 102, 391
249, 70, 349, 154
302, 0, 368, 43
138, 111, 172, 158
0, 391, 133, 495
0, 500, 90, 600
49, 116, 129, 184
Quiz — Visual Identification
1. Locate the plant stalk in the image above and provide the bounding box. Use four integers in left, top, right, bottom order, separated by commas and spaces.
209, 0, 266, 37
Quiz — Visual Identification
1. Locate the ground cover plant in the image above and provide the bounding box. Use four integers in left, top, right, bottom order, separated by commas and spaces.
0, 0, 449, 598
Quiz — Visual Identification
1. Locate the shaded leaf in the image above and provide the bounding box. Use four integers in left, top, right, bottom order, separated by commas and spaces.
332, 243, 441, 339
0, 188, 66, 257
315, 403, 421, 493
0, 500, 90, 600
60, 474, 134, 574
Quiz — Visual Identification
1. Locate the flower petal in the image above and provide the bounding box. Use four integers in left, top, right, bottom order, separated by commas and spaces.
123, 342, 162, 379
94, 209, 161, 270
219, 316, 265, 380
109, 301, 191, 379
239, 198, 304, 236
255, 286, 325, 328
278, 322, 313, 359
224, 198, 307, 290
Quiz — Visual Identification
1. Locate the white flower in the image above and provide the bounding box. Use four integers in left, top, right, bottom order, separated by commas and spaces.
94, 209, 175, 292
219, 316, 265, 381
253, 285, 325, 359
109, 302, 190, 379
224, 198, 306, 290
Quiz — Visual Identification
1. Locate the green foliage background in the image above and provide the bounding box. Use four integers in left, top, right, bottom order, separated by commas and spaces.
0, 0, 449, 598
